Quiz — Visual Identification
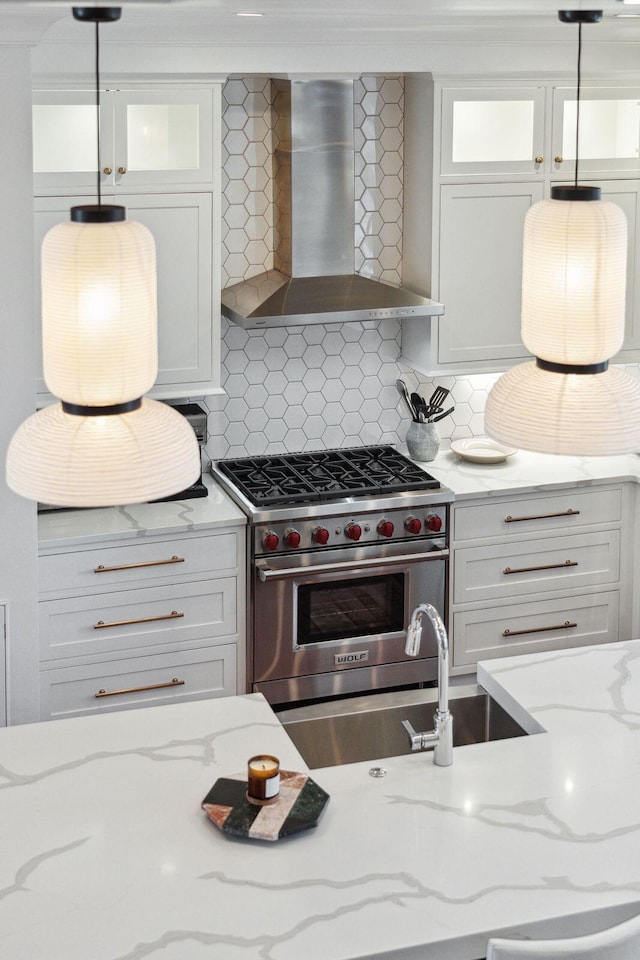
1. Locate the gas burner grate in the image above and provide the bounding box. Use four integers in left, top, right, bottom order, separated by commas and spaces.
215, 445, 440, 506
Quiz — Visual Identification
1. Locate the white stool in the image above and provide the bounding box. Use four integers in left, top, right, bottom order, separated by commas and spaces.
487, 913, 640, 960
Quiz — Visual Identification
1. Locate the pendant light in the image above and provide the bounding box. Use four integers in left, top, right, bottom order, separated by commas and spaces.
6, 6, 200, 506
485, 9, 640, 456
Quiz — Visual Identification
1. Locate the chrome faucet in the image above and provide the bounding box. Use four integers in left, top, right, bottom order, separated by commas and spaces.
402, 602, 453, 766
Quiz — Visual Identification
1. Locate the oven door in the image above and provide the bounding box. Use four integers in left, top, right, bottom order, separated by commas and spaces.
252, 539, 447, 686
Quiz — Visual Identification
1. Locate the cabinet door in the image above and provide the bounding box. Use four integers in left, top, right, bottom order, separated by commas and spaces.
597, 179, 640, 357
34, 192, 217, 401
119, 193, 215, 395
33, 87, 215, 193
436, 181, 543, 366
32, 90, 115, 193
111, 88, 214, 189
440, 86, 546, 177
552, 87, 640, 176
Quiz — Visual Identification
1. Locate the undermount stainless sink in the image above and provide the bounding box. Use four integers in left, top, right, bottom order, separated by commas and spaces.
278, 684, 528, 769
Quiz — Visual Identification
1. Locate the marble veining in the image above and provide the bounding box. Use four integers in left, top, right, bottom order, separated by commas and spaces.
5, 646, 640, 959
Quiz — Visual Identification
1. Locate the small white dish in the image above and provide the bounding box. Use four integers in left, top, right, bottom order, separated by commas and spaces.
450, 437, 517, 464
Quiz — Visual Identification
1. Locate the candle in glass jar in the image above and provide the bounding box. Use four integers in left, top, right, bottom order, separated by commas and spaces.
247, 754, 280, 803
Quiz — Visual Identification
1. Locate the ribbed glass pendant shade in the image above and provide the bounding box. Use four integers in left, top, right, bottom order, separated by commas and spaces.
485, 361, 640, 456
521, 196, 627, 363
42, 216, 157, 405
6, 399, 200, 507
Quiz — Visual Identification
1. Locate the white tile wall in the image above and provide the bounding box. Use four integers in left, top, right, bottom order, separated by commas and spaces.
205, 75, 558, 463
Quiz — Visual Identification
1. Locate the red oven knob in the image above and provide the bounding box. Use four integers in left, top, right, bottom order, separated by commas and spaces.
312, 526, 330, 545
284, 528, 301, 548
404, 516, 422, 535
377, 519, 394, 538
345, 522, 362, 541
426, 514, 443, 532
262, 531, 279, 551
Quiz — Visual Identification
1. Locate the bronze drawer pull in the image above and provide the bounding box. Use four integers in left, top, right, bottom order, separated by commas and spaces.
503, 620, 577, 638
95, 677, 185, 698
503, 559, 578, 575
93, 610, 184, 630
505, 508, 580, 523
94, 555, 185, 573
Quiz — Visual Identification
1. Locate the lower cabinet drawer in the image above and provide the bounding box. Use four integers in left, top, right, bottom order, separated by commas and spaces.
452, 590, 620, 668
453, 530, 620, 604
40, 645, 237, 720
39, 578, 237, 662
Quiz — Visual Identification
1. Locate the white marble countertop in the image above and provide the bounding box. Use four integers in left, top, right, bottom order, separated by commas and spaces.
406, 444, 640, 501
38, 475, 247, 549
3, 639, 640, 960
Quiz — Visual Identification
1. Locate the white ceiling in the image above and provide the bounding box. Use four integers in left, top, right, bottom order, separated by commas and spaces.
3, 0, 640, 76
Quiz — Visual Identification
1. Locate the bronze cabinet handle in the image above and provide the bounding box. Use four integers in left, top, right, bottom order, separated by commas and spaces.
505, 508, 580, 523
503, 620, 577, 638
503, 560, 578, 575
93, 610, 183, 630
95, 677, 185, 698
94, 555, 185, 573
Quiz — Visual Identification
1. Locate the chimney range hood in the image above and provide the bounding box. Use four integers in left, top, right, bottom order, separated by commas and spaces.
221, 78, 444, 329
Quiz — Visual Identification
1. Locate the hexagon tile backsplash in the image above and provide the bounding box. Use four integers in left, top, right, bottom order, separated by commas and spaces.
205, 74, 498, 464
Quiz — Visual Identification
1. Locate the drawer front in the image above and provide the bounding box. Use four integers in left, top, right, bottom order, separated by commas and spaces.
453, 530, 620, 604
453, 487, 623, 544
40, 578, 237, 662
40, 645, 237, 720
452, 590, 619, 667
40, 531, 240, 596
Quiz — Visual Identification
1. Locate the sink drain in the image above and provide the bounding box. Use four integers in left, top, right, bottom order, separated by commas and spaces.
368, 766, 387, 778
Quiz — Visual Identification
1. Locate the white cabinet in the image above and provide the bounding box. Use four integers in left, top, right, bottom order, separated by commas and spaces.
33, 86, 214, 194
32, 82, 222, 400
0, 604, 5, 727
34, 192, 217, 401
439, 85, 547, 178
402, 77, 640, 376
38, 527, 245, 720
449, 484, 633, 672
429, 181, 543, 366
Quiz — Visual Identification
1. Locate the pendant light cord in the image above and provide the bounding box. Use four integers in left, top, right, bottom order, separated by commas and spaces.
575, 19, 582, 188
95, 19, 102, 206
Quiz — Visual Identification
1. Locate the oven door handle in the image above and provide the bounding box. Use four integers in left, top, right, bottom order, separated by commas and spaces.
256, 548, 449, 582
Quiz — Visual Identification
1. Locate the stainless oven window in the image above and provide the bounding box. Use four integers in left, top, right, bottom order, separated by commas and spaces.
296, 573, 404, 645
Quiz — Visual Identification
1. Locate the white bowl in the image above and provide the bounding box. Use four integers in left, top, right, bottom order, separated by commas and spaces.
450, 437, 518, 464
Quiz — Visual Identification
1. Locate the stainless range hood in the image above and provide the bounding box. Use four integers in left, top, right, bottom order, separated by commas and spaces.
221, 78, 444, 329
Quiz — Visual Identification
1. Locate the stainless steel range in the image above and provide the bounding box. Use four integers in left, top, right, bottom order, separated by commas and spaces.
211, 445, 453, 707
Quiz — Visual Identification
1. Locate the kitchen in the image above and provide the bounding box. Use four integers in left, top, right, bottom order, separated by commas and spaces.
3, 1, 640, 956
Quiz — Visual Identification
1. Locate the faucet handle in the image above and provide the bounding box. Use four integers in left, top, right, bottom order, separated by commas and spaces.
402, 719, 423, 751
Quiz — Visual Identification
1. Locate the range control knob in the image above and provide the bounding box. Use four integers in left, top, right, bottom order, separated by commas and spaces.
345, 522, 362, 542
404, 516, 422, 535
426, 514, 443, 532
312, 526, 330, 545
284, 528, 301, 549
262, 531, 279, 551
377, 519, 395, 538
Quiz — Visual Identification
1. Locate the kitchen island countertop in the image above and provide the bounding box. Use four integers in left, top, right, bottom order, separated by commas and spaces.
3, 639, 640, 960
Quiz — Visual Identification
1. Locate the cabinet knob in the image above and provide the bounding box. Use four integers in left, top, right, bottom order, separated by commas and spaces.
555, 156, 563, 164
534, 156, 544, 165
103, 166, 112, 175
117, 166, 127, 175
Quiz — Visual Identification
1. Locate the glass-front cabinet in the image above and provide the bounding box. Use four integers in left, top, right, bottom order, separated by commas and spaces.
552, 87, 640, 176
439, 85, 546, 177
32, 87, 214, 193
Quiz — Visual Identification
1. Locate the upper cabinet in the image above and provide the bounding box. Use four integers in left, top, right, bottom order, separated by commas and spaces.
32, 82, 222, 402
33, 87, 214, 194
440, 85, 546, 178
552, 86, 640, 177
402, 77, 640, 377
